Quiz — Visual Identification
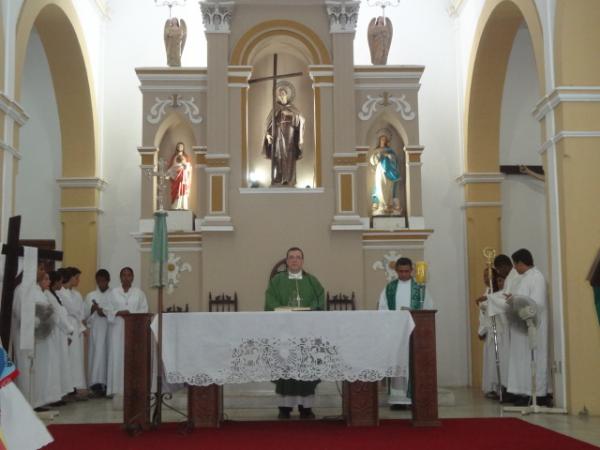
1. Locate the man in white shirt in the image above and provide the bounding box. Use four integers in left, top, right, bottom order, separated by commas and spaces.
378, 257, 433, 409
506, 249, 551, 407
84, 269, 112, 397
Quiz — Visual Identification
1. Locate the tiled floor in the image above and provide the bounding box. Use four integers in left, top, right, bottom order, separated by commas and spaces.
44, 385, 600, 447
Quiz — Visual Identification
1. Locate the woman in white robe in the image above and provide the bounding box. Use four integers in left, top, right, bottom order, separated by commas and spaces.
57, 267, 87, 392
106, 267, 149, 397
46, 271, 74, 398
30, 272, 64, 408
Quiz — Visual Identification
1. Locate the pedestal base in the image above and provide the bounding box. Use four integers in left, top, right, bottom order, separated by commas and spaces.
371, 215, 407, 230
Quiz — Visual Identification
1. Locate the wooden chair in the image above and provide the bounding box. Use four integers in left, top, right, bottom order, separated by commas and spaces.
208, 292, 238, 312
326, 292, 357, 311
269, 257, 288, 280
165, 304, 189, 313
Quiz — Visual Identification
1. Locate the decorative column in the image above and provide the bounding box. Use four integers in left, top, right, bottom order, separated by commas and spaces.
0, 93, 28, 239
332, 153, 363, 230
405, 145, 425, 228
200, 1, 235, 230
227, 66, 252, 187
325, 1, 360, 156
57, 177, 107, 294
457, 172, 504, 387
137, 147, 159, 227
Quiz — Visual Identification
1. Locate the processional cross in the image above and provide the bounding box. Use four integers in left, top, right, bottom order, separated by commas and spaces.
0, 216, 63, 349
143, 158, 171, 211
248, 54, 303, 180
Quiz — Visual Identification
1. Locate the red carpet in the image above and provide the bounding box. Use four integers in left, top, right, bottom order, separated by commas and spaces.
46, 418, 599, 450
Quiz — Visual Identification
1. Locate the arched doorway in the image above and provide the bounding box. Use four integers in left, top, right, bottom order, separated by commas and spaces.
14, 0, 99, 293
462, 0, 549, 397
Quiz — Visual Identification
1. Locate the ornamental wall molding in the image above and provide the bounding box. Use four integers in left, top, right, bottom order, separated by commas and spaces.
147, 94, 203, 124
200, 1, 234, 33
166, 253, 192, 295
0, 141, 21, 160
456, 172, 505, 185
56, 177, 108, 190
0, 93, 29, 126
533, 86, 600, 121
358, 92, 416, 121
372, 250, 403, 282
325, 1, 360, 33
538, 130, 600, 155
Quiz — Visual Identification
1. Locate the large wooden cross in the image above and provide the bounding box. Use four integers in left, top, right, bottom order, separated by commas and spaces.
248, 54, 303, 174
0, 216, 63, 349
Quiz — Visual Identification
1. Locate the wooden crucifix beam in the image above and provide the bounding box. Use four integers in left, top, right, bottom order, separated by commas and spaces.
499, 165, 544, 176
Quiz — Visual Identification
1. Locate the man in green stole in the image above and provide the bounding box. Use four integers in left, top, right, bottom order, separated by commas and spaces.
377, 257, 433, 409
265, 247, 325, 419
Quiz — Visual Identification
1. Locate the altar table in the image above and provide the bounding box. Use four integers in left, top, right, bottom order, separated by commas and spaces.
124, 310, 438, 429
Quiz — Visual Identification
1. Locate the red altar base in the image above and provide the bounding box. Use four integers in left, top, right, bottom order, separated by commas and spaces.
46, 418, 599, 450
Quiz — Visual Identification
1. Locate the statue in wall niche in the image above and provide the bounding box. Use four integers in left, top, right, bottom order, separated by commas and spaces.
167, 142, 192, 210
262, 81, 305, 187
164, 17, 187, 67
369, 133, 402, 215
367, 15, 393, 65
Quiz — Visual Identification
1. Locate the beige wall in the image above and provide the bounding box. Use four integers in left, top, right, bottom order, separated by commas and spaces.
552, 0, 600, 414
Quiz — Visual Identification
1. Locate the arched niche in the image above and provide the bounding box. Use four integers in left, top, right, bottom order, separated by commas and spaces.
155, 112, 198, 214
364, 116, 408, 217
232, 20, 330, 187
247, 46, 316, 188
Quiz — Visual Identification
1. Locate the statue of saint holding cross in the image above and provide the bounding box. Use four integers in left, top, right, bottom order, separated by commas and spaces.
250, 54, 305, 187
262, 81, 305, 186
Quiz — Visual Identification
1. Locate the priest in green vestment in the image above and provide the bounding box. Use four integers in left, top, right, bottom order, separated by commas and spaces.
377, 257, 433, 409
265, 247, 325, 419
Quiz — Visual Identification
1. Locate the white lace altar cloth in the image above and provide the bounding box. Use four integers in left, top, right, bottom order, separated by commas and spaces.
152, 310, 414, 386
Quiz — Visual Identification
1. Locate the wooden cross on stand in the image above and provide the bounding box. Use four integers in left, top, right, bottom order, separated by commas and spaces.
0, 215, 63, 349
248, 54, 303, 173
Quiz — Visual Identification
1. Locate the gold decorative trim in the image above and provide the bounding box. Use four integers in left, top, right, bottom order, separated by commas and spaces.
231, 20, 331, 65
241, 89, 248, 187
211, 175, 224, 213
340, 174, 353, 212
362, 230, 434, 241
206, 158, 230, 168
315, 87, 322, 187
333, 157, 359, 166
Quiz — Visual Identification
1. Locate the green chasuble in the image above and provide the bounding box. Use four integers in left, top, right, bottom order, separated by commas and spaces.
385, 278, 423, 311
265, 272, 325, 311
265, 271, 325, 398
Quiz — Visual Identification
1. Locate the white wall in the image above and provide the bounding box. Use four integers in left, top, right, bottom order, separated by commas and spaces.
356, 1, 468, 386
499, 26, 548, 278
14, 28, 62, 244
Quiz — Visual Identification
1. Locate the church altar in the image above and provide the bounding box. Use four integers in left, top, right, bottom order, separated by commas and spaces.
153, 310, 414, 385
124, 310, 439, 429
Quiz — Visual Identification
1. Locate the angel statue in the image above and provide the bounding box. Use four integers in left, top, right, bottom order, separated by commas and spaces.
367, 15, 393, 65
164, 17, 187, 67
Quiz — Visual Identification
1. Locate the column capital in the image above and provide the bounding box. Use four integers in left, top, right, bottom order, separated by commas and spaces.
325, 1, 360, 34
200, 1, 234, 34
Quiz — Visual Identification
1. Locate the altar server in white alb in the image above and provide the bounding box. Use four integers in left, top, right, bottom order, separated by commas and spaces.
84, 269, 113, 397
46, 270, 75, 400
506, 248, 551, 406
106, 267, 148, 397
476, 268, 509, 398
378, 257, 433, 408
57, 267, 87, 397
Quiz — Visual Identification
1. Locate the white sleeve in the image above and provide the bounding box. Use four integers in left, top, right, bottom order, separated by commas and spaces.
136, 290, 149, 313
377, 288, 388, 310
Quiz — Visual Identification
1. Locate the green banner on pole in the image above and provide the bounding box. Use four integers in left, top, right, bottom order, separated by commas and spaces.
151, 211, 169, 288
